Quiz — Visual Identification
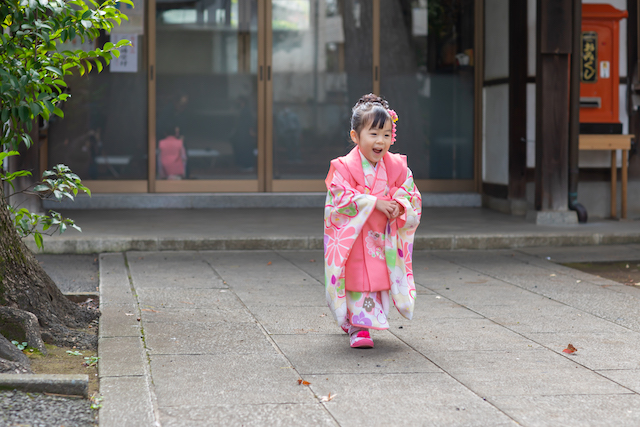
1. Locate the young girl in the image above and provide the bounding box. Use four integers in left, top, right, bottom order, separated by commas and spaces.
324, 94, 422, 349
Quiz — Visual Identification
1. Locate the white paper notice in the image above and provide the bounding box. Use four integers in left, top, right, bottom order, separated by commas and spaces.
110, 34, 138, 73
600, 61, 610, 79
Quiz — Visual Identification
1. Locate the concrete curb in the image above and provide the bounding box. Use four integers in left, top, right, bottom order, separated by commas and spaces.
26, 232, 640, 254
0, 374, 88, 397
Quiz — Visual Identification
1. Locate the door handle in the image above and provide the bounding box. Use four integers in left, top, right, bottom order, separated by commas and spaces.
260, 65, 263, 81
267, 65, 271, 81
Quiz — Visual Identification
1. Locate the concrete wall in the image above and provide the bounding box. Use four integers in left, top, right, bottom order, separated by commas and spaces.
482, 0, 509, 186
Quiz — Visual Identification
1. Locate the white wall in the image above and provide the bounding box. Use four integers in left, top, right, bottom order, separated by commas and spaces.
483, 0, 509, 185
483, 85, 510, 184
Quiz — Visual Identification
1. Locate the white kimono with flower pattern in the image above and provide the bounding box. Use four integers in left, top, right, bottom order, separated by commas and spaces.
324, 150, 422, 327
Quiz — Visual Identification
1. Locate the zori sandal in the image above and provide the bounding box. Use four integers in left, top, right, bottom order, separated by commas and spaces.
350, 329, 374, 349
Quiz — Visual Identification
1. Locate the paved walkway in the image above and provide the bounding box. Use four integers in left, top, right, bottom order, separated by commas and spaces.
98, 245, 640, 426
28, 208, 640, 253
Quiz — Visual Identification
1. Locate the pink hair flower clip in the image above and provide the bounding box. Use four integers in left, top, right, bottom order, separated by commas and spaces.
388, 109, 398, 144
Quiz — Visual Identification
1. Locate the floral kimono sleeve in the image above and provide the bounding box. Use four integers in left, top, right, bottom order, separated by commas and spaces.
385, 167, 422, 320
324, 168, 376, 325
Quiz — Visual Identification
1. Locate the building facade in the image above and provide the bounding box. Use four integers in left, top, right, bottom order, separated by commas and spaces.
35, 0, 640, 219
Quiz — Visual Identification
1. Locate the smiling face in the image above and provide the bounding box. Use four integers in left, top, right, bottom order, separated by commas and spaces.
350, 118, 393, 167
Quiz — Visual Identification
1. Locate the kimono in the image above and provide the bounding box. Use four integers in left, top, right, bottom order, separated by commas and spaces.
324, 146, 422, 329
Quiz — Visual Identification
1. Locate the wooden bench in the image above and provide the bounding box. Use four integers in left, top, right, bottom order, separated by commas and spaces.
579, 134, 633, 219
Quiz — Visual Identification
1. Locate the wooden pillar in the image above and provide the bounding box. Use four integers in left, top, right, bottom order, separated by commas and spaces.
534, 0, 573, 213
508, 1, 528, 200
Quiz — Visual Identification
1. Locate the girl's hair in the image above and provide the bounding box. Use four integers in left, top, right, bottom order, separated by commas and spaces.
350, 93, 391, 135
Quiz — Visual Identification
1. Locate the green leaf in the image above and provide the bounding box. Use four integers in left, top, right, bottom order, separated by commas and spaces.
0, 151, 19, 163
34, 232, 43, 250
53, 107, 64, 118
44, 65, 62, 76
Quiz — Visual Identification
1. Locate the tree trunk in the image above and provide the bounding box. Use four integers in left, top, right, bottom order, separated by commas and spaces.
0, 184, 99, 371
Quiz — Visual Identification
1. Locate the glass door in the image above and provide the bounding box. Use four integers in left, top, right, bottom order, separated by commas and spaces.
267, 0, 373, 191
379, 0, 476, 192
154, 0, 260, 192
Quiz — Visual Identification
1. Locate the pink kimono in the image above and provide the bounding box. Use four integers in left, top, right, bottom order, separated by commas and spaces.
158, 135, 187, 178
324, 147, 422, 330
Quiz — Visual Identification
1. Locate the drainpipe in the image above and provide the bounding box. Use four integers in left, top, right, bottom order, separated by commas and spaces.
569, 0, 588, 223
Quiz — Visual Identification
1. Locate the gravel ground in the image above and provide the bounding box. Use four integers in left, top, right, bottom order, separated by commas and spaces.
1, 255, 100, 427
0, 390, 96, 427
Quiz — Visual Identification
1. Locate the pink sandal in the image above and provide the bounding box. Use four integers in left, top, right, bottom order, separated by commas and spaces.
350, 329, 374, 349
341, 320, 350, 334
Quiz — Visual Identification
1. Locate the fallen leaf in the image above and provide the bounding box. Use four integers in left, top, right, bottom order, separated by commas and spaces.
142, 309, 159, 313
319, 313, 327, 317
297, 379, 311, 385
309, 259, 316, 263
267, 261, 272, 265
562, 344, 577, 354
321, 393, 336, 402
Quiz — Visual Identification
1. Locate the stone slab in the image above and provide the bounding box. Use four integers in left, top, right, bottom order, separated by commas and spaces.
451, 367, 628, 397
149, 353, 316, 406
271, 334, 441, 375
524, 331, 640, 370
140, 307, 254, 325
488, 394, 640, 427
425, 348, 579, 374
0, 374, 88, 397
252, 305, 340, 335
127, 251, 226, 289
275, 250, 325, 283
306, 373, 518, 427
99, 253, 133, 306
391, 317, 536, 353
595, 369, 640, 393
99, 376, 155, 427
519, 245, 640, 263
98, 304, 141, 338
98, 337, 146, 378
200, 250, 316, 287
158, 404, 336, 427
233, 284, 326, 308
143, 321, 277, 355
135, 288, 245, 310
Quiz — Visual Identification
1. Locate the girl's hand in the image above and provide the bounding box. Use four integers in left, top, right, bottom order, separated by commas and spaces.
375, 199, 395, 219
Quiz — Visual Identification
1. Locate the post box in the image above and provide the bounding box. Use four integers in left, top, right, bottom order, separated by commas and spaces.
579, 4, 628, 134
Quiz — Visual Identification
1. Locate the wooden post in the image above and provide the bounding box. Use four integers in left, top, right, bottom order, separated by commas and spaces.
611, 150, 617, 218
508, 2, 528, 200
533, 0, 576, 222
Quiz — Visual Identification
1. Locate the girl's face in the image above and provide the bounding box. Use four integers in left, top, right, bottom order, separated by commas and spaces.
350, 118, 393, 167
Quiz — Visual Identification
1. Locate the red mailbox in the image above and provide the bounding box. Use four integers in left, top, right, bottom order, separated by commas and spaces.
580, 4, 628, 133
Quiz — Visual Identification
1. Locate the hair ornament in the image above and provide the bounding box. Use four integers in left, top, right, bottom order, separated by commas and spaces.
387, 109, 398, 145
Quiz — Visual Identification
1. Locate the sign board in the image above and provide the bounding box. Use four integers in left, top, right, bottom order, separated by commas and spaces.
581, 31, 598, 83
110, 34, 138, 73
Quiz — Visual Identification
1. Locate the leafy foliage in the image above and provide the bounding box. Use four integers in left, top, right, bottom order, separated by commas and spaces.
0, 0, 131, 249
1, 0, 132, 150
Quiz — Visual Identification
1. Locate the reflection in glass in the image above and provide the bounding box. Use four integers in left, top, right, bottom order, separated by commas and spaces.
156, 0, 258, 180
380, 0, 474, 180
271, 0, 372, 179
47, 33, 148, 180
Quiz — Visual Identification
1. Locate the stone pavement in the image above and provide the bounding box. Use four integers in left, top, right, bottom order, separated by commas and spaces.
29, 208, 640, 254
97, 245, 640, 426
